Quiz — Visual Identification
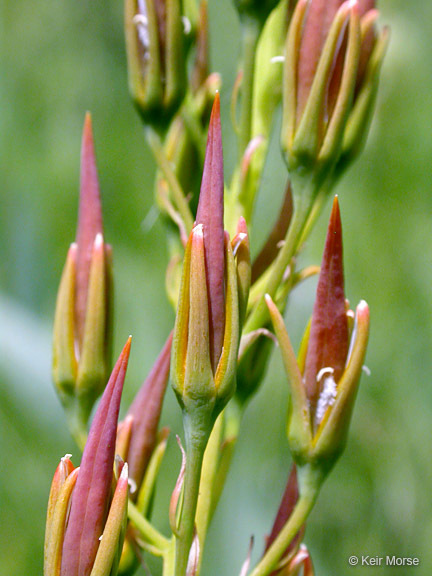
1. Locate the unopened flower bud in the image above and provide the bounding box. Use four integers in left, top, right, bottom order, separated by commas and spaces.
53, 114, 113, 446
266, 198, 370, 483
118, 333, 172, 500
282, 0, 361, 178
125, 0, 187, 127
59, 339, 131, 576
171, 94, 240, 425
282, 0, 388, 183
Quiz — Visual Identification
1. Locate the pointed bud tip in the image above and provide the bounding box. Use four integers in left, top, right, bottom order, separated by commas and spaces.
68, 243, 78, 258
211, 91, 221, 121
264, 293, 274, 308
94, 232, 104, 249
192, 223, 204, 238
120, 336, 133, 363
83, 111, 93, 134
329, 195, 342, 231
357, 300, 369, 317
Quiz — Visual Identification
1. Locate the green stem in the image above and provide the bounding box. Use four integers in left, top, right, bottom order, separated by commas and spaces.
180, 105, 206, 166
128, 500, 169, 553
238, 19, 262, 161
146, 127, 194, 234
163, 538, 176, 576
63, 396, 88, 451
174, 412, 211, 576
244, 175, 317, 333
248, 491, 317, 576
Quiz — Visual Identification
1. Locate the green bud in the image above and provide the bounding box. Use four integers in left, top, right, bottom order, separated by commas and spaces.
282, 0, 361, 177
125, 0, 188, 128
171, 225, 240, 419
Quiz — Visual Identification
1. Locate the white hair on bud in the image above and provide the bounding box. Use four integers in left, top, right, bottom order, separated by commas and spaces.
362, 365, 371, 377
182, 16, 192, 35
134, 0, 150, 51
316, 366, 334, 382
315, 370, 337, 426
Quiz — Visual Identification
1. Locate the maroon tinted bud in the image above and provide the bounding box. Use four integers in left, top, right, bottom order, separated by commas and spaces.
195, 93, 226, 372
61, 338, 131, 576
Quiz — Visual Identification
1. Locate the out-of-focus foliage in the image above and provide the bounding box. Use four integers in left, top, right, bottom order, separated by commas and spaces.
1, 1, 432, 575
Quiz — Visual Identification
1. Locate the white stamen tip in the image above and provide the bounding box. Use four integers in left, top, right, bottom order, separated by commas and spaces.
316, 366, 334, 382
62, 453, 73, 460
270, 55, 285, 64
99, 534, 103, 541
182, 16, 192, 35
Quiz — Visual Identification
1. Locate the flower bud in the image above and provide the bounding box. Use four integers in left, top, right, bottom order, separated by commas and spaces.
171, 94, 240, 424
44, 456, 79, 576
53, 114, 113, 446
59, 338, 131, 576
125, 0, 187, 127
119, 333, 172, 500
282, 0, 361, 177
282, 0, 388, 182
266, 198, 370, 482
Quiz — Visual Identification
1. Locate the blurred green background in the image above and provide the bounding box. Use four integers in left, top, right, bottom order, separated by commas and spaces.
1, 0, 432, 574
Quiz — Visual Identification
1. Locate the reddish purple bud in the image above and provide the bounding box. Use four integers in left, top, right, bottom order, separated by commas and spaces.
124, 333, 172, 497
297, 0, 378, 123
75, 113, 104, 349
296, 0, 344, 122
61, 337, 132, 576
303, 197, 349, 427
195, 93, 225, 372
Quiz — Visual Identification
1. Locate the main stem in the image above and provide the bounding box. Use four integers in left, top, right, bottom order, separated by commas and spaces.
174, 411, 211, 576
146, 127, 194, 234
244, 177, 316, 334
238, 19, 261, 161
